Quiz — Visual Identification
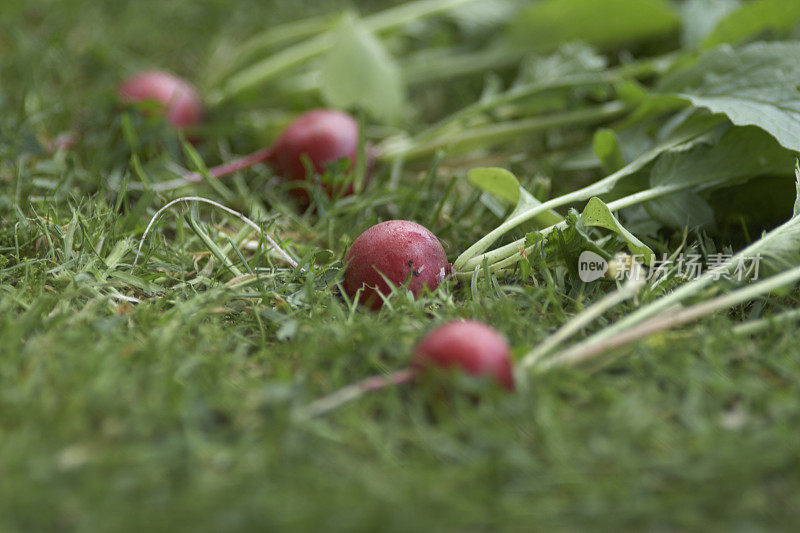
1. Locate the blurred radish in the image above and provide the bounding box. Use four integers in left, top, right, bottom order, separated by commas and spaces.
46, 132, 77, 153
268, 109, 361, 186
182, 109, 370, 198
299, 320, 513, 419
118, 70, 204, 129
411, 320, 514, 390
343, 220, 451, 309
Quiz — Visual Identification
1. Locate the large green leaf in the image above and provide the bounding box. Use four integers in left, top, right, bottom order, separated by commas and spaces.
703, 0, 800, 48
321, 14, 404, 123
509, 0, 679, 51
649, 126, 796, 190
658, 42, 800, 152
642, 126, 795, 230
644, 191, 717, 230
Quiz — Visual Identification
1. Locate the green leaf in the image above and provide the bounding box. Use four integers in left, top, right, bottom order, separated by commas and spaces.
467, 167, 519, 205
581, 197, 654, 264
516, 42, 608, 85
509, 0, 679, 51
681, 0, 741, 48
642, 126, 795, 230
703, 0, 800, 49
592, 129, 625, 173
658, 41, 800, 152
321, 14, 404, 123
644, 191, 717, 230
753, 210, 800, 275
649, 126, 796, 190
468, 167, 564, 227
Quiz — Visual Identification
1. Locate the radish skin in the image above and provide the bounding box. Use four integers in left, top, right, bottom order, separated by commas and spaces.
412, 321, 514, 390
118, 70, 204, 129
181, 109, 370, 199
343, 220, 451, 309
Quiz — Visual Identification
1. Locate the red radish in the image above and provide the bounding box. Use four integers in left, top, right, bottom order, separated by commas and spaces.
343, 220, 451, 309
117, 70, 204, 129
299, 320, 513, 418
411, 320, 514, 390
181, 109, 371, 198
267, 109, 361, 187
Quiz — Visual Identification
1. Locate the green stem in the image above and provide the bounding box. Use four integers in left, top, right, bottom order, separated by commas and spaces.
379, 101, 629, 162
732, 308, 800, 336
456, 177, 745, 278
205, 15, 334, 89
414, 52, 677, 141
209, 0, 480, 104
452, 115, 722, 273
402, 46, 526, 86
559, 214, 800, 356
539, 262, 800, 370
518, 265, 645, 375
453, 143, 661, 272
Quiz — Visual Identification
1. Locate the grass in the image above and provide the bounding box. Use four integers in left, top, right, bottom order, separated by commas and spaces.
3, 0, 800, 530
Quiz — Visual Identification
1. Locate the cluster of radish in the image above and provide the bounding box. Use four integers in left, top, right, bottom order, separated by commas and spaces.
118, 69, 516, 405
117, 70, 364, 198
343, 220, 515, 394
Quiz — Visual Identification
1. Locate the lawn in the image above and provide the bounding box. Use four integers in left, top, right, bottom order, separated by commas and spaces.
3, 0, 800, 530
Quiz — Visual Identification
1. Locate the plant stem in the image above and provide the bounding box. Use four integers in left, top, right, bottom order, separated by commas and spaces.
207, 15, 335, 87
379, 101, 629, 162
402, 46, 526, 86
569, 215, 800, 348
414, 52, 678, 141
209, 0, 479, 104
452, 115, 722, 273
732, 308, 800, 336
456, 176, 752, 279
182, 146, 275, 183
539, 263, 800, 370
517, 260, 646, 375
452, 141, 662, 272
294, 368, 415, 419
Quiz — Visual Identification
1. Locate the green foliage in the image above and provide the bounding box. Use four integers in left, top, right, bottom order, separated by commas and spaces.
6, 0, 800, 530
703, 0, 800, 48
642, 126, 796, 229
592, 128, 625, 173
659, 41, 800, 152
680, 0, 742, 48
509, 0, 680, 50
467, 166, 519, 204
645, 191, 716, 231
468, 167, 563, 227
581, 197, 654, 263
321, 14, 404, 123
